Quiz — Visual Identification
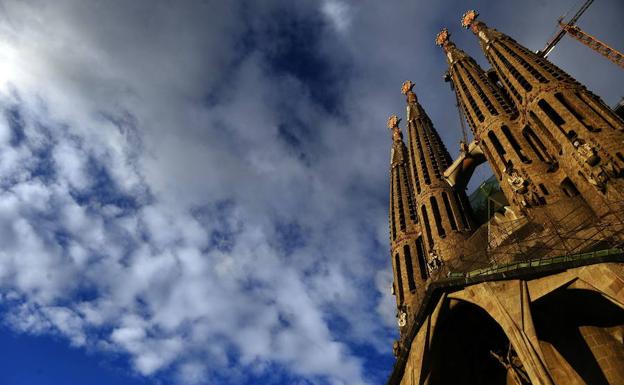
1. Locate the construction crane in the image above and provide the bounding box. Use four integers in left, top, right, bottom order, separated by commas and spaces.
538, 0, 624, 69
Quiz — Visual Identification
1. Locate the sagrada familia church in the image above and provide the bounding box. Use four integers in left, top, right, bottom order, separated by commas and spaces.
384, 10, 624, 385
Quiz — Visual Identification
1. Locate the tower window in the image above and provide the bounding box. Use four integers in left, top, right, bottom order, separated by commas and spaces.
415, 237, 428, 280
501, 125, 530, 163
459, 61, 498, 116
537, 99, 567, 137
522, 125, 552, 163
487, 131, 507, 165
499, 41, 548, 84
560, 177, 580, 197
455, 67, 485, 122
402, 168, 417, 223
414, 128, 431, 185
442, 192, 458, 231
395, 171, 406, 231
390, 187, 397, 240
576, 92, 620, 130
403, 244, 416, 292
491, 45, 532, 92
421, 205, 434, 247
394, 253, 404, 304
554, 93, 599, 132
529, 111, 561, 153
538, 183, 549, 196
430, 196, 446, 238
408, 128, 421, 194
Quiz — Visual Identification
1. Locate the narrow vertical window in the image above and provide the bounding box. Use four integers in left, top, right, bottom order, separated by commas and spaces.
394, 253, 403, 304
395, 171, 406, 231
421, 205, 434, 247
390, 186, 396, 240
529, 111, 561, 152
487, 131, 507, 165
522, 125, 552, 163
538, 99, 568, 137
538, 183, 549, 196
501, 125, 530, 163
430, 196, 445, 238
441, 192, 458, 231
416, 237, 428, 280
554, 93, 599, 132
403, 245, 416, 291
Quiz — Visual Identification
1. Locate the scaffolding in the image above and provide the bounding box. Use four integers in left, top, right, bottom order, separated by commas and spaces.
428, 196, 624, 281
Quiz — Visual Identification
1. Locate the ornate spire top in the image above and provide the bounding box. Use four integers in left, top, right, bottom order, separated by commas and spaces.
435, 28, 450, 47
461, 9, 479, 29
401, 80, 414, 95
387, 114, 403, 142
401, 80, 418, 105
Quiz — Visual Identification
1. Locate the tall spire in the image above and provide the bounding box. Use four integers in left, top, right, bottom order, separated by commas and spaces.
402, 81, 474, 270
387, 115, 428, 342
461, 10, 624, 217
436, 28, 564, 214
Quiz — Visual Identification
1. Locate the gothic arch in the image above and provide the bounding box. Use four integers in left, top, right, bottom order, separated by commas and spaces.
422, 298, 510, 385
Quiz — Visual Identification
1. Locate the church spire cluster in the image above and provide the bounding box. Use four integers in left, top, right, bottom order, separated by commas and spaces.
384, 9, 624, 382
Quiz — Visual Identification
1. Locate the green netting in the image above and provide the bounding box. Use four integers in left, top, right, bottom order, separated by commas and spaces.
468, 175, 509, 225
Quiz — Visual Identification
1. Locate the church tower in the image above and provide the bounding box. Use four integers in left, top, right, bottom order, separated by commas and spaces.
402, 81, 474, 272
383, 9, 624, 385
435, 28, 566, 215
387, 115, 428, 340
461, 10, 624, 218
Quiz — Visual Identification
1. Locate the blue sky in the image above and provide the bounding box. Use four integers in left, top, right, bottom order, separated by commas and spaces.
0, 1, 621, 384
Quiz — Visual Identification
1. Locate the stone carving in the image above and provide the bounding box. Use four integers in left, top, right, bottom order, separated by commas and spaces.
387, 115, 403, 142
573, 139, 600, 166
505, 165, 542, 208
397, 310, 407, 327
461, 10, 478, 29
387, 114, 400, 129
392, 340, 402, 358
435, 28, 450, 47
427, 249, 443, 272
401, 81, 419, 121
506, 168, 528, 195
401, 80, 415, 95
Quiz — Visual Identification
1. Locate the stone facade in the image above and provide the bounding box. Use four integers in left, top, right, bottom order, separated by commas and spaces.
385, 9, 624, 385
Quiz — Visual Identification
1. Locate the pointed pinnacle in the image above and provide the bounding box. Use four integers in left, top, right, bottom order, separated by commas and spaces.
401, 80, 415, 95
387, 115, 401, 129
461, 10, 479, 29
435, 28, 450, 47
